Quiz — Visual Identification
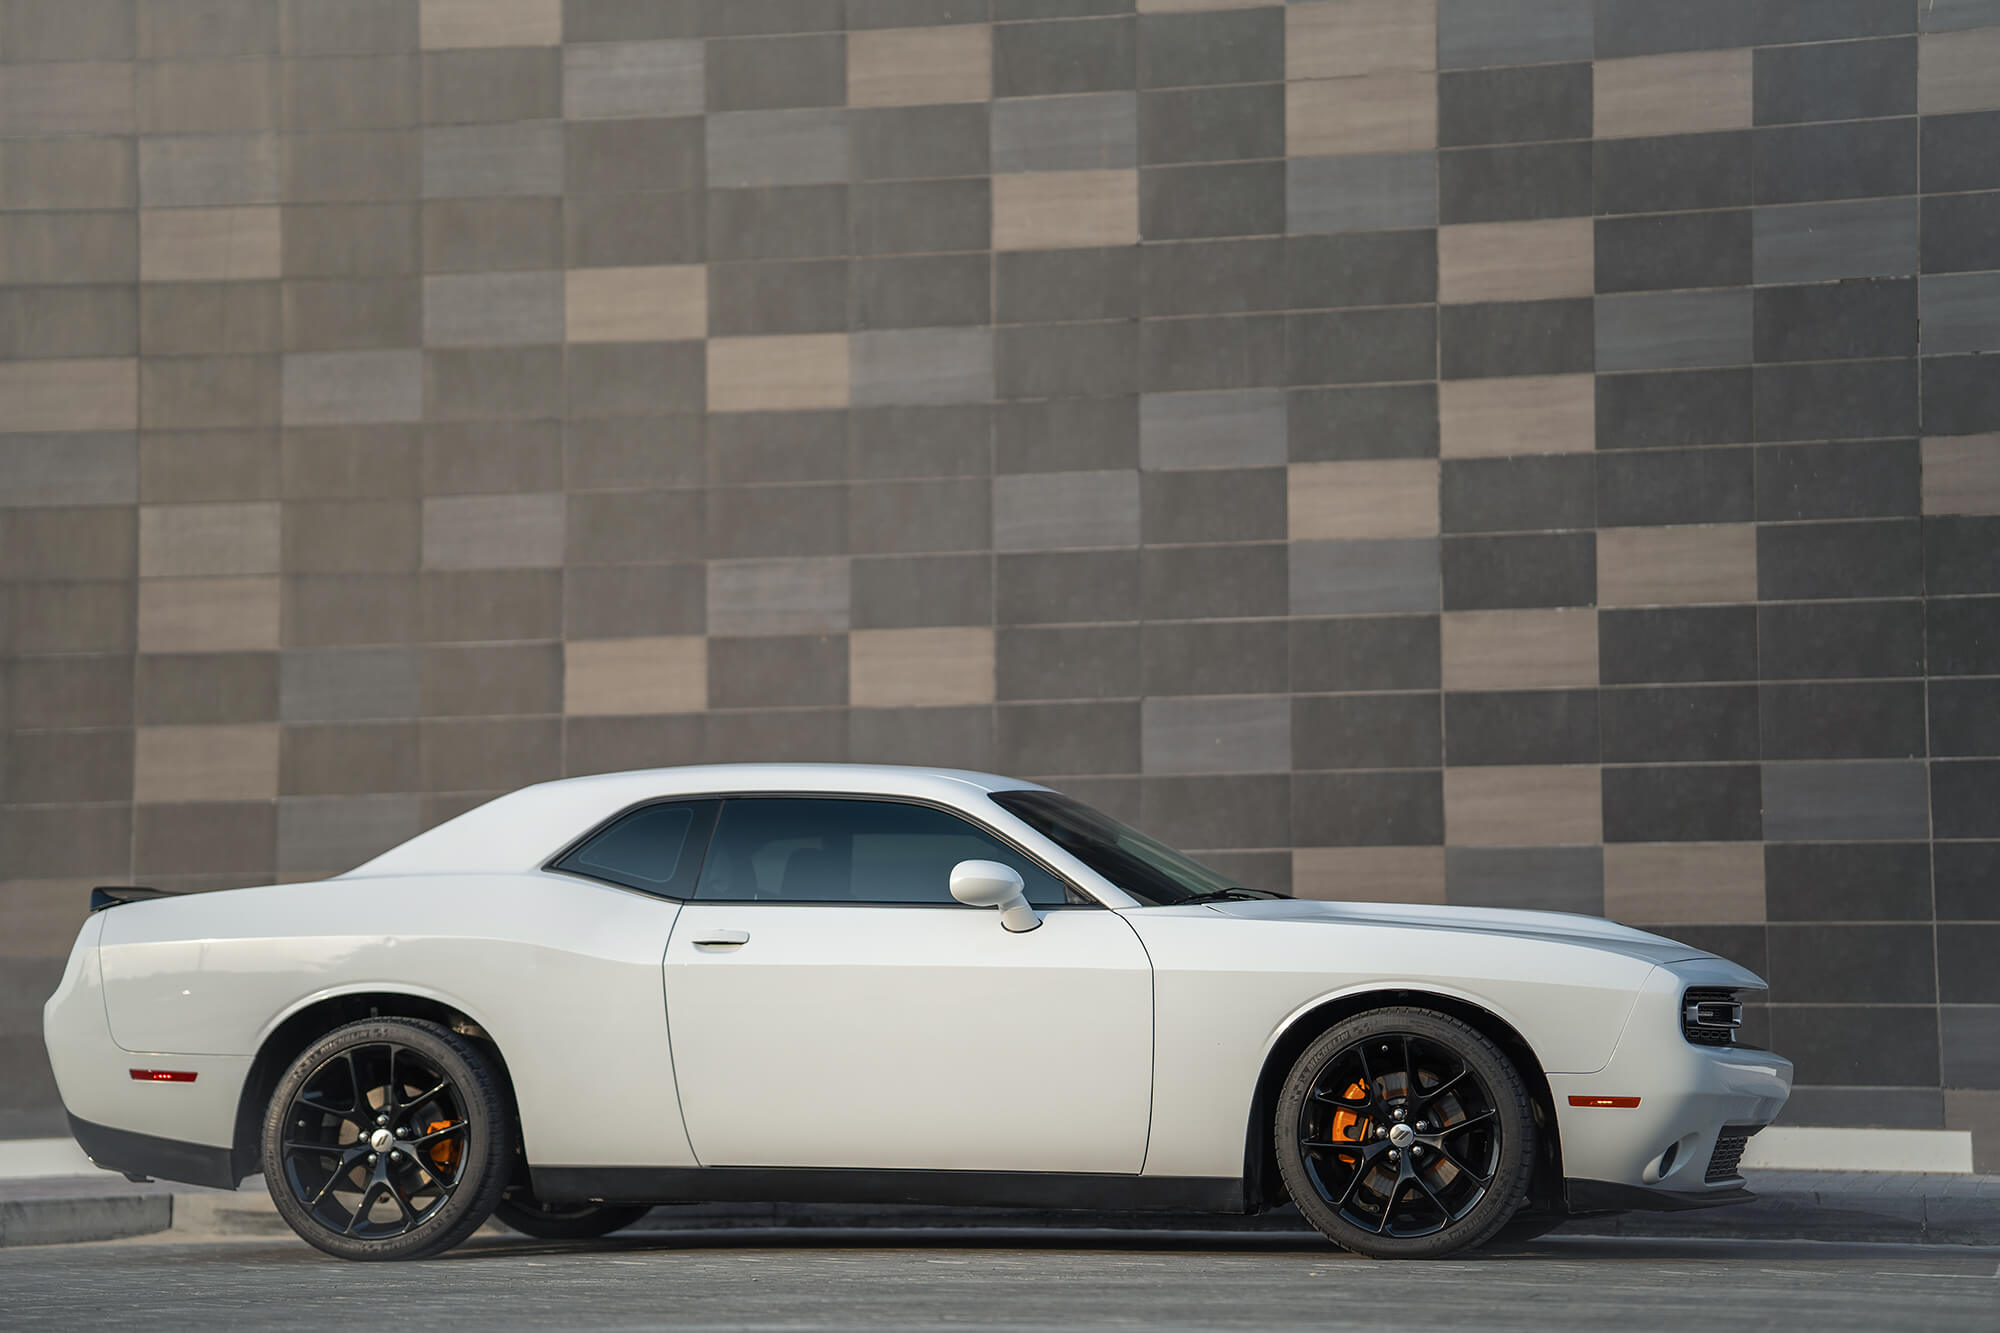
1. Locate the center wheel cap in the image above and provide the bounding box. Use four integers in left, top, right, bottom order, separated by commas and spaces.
1388, 1123, 1416, 1149
369, 1128, 395, 1153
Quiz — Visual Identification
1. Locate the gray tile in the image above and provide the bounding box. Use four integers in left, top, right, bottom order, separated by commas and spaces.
282, 202, 419, 276
566, 488, 704, 564
139, 282, 276, 356
1438, 0, 1593, 69
0, 212, 136, 285
1288, 152, 1437, 235
1291, 537, 1441, 615
565, 563, 707, 638
1921, 273, 2000, 356
0, 285, 138, 360
1941, 1006, 2000, 1087
566, 117, 706, 194
996, 321, 1138, 398
990, 92, 1137, 173
1140, 389, 1287, 471
422, 420, 562, 495
1143, 466, 1286, 545
282, 350, 421, 425
849, 478, 991, 554
706, 184, 847, 260
852, 552, 991, 628
280, 130, 419, 204
850, 178, 989, 254
279, 647, 420, 722
1753, 198, 1919, 285
992, 469, 1140, 551
0, 138, 135, 211
853, 103, 991, 181
1143, 696, 1291, 775
425, 346, 565, 421
568, 415, 705, 489
563, 39, 705, 119
708, 258, 848, 335
849, 705, 995, 770
281, 277, 418, 351
995, 396, 1137, 474
994, 14, 1135, 98
997, 623, 1141, 701
140, 0, 277, 57
850, 253, 990, 330
288, 54, 417, 131
422, 122, 563, 198
1923, 0, 2000, 31
706, 32, 845, 111
850, 328, 994, 405
1446, 847, 1604, 914
0, 433, 136, 507
421, 493, 565, 570
1140, 82, 1284, 168
421, 569, 562, 643
282, 0, 418, 55
421, 48, 562, 126
1595, 290, 1753, 372
0, 0, 137, 61
422, 271, 563, 346
847, 404, 990, 479
1762, 760, 1932, 842
0, 61, 135, 137
1143, 314, 1286, 392
706, 556, 851, 635
276, 794, 423, 876
995, 246, 1137, 324
706, 109, 850, 187
566, 342, 704, 418
562, 0, 704, 41
138, 133, 279, 207
423, 197, 564, 272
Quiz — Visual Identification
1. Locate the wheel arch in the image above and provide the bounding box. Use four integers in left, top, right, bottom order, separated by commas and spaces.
230, 991, 522, 1183
1240, 988, 1566, 1215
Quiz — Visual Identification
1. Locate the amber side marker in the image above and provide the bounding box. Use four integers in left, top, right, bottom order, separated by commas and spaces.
129, 1069, 197, 1083
1568, 1095, 1640, 1109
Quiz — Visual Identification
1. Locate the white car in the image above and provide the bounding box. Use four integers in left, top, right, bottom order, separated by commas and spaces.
44, 764, 1791, 1261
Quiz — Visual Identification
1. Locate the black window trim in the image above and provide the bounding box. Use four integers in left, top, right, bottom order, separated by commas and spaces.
541, 790, 1104, 909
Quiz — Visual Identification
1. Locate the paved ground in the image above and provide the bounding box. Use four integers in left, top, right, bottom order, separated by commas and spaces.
2, 1228, 1995, 1331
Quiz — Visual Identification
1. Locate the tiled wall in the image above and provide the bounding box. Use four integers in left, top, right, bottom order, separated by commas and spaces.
0, 0, 1996, 1164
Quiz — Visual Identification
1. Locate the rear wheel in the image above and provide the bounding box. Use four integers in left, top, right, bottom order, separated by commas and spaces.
261, 1018, 512, 1261
1274, 1007, 1535, 1259
495, 1195, 650, 1240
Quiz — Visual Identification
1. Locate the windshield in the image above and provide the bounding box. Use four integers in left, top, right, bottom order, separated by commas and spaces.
990, 789, 1245, 907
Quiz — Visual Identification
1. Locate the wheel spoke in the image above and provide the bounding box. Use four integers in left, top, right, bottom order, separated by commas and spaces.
343, 1179, 384, 1235
1372, 1176, 1403, 1233
1438, 1109, 1496, 1135
409, 1120, 466, 1148
1409, 1160, 1450, 1214
306, 1155, 364, 1208
345, 1050, 367, 1117
1415, 1068, 1468, 1108
1436, 1138, 1495, 1186
1402, 1035, 1421, 1102
405, 1152, 456, 1198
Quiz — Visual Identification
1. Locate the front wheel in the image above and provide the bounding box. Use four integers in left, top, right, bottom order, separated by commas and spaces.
261, 1018, 513, 1261
495, 1195, 651, 1240
1274, 1007, 1535, 1259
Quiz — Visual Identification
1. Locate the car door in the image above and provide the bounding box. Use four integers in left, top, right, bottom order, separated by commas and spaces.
663, 796, 1154, 1174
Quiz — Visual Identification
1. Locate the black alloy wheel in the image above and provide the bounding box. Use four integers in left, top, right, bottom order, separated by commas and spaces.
494, 1194, 652, 1240
262, 1018, 512, 1261
1274, 1007, 1534, 1259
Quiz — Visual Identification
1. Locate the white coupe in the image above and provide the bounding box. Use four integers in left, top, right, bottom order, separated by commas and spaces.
44, 764, 1792, 1261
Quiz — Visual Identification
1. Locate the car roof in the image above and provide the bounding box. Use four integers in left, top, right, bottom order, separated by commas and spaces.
341, 763, 1049, 879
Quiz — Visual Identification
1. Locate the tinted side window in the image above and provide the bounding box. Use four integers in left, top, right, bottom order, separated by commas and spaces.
693, 798, 1074, 907
555, 800, 718, 898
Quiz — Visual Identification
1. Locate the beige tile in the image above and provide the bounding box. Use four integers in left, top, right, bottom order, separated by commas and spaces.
138, 576, 281, 652
850, 627, 994, 708
1598, 524, 1757, 607
1438, 219, 1593, 304
135, 724, 279, 802
1288, 0, 1436, 80
565, 265, 706, 342
1921, 28, 2000, 115
139, 501, 281, 577
849, 25, 991, 107
992, 169, 1139, 250
1923, 435, 2000, 515
420, 0, 559, 50
1603, 843, 1765, 925
565, 637, 707, 716
1439, 375, 1595, 458
1289, 459, 1438, 540
1445, 766, 1602, 847
1293, 846, 1446, 904
0, 358, 136, 432
1287, 72, 1436, 157
1595, 49, 1752, 139
139, 206, 280, 281
1441, 609, 1598, 691
707, 333, 851, 412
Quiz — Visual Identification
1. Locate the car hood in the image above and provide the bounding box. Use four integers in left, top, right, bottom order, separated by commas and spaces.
1196, 897, 1716, 967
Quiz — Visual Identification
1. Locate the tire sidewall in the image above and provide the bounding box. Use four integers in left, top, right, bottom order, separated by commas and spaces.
261, 1017, 511, 1261
1274, 1007, 1535, 1259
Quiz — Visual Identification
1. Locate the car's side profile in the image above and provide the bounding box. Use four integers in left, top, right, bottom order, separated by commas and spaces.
45, 764, 1792, 1261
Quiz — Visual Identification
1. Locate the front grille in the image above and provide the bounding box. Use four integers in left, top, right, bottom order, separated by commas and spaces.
1705, 1126, 1757, 1183
1682, 987, 1742, 1047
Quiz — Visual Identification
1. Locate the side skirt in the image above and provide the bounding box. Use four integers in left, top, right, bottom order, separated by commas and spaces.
68, 1114, 241, 1190
1564, 1178, 1755, 1214
532, 1166, 1249, 1214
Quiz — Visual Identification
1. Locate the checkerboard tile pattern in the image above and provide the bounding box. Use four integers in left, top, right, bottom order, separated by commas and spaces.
2, 0, 1998, 1164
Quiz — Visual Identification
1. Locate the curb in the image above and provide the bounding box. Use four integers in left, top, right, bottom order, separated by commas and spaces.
0, 1192, 173, 1248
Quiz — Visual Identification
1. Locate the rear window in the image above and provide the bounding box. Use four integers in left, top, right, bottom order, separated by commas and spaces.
554, 800, 718, 898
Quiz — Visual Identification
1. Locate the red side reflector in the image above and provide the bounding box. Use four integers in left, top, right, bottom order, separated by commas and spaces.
1568, 1095, 1640, 1109
129, 1069, 197, 1083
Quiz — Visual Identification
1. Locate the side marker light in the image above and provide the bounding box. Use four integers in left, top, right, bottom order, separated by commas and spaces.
129, 1069, 197, 1083
1567, 1095, 1640, 1108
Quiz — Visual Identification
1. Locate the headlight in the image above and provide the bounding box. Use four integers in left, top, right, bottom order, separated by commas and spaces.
1681, 987, 1744, 1047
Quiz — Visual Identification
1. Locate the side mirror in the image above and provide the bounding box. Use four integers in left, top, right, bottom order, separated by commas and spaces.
949, 860, 1041, 933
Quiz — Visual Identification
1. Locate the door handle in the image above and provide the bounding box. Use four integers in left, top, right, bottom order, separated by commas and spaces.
691, 930, 750, 948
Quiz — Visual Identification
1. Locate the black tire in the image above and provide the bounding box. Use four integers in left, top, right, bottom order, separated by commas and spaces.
1274, 1007, 1535, 1260
261, 1018, 513, 1261
494, 1196, 651, 1240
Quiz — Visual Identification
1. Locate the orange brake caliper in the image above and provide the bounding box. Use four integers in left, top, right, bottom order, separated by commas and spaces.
1328, 1080, 1372, 1150
426, 1121, 459, 1172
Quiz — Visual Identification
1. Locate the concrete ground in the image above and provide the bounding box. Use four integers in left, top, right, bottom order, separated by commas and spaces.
1, 1227, 1996, 1332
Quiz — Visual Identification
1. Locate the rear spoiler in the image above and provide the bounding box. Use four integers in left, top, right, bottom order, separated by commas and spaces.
90, 885, 179, 913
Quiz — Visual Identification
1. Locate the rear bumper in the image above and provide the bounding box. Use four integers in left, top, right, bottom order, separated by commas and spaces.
68, 1114, 240, 1190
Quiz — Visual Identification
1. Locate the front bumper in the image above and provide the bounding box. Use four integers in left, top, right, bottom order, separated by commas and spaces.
1549, 961, 1792, 1212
